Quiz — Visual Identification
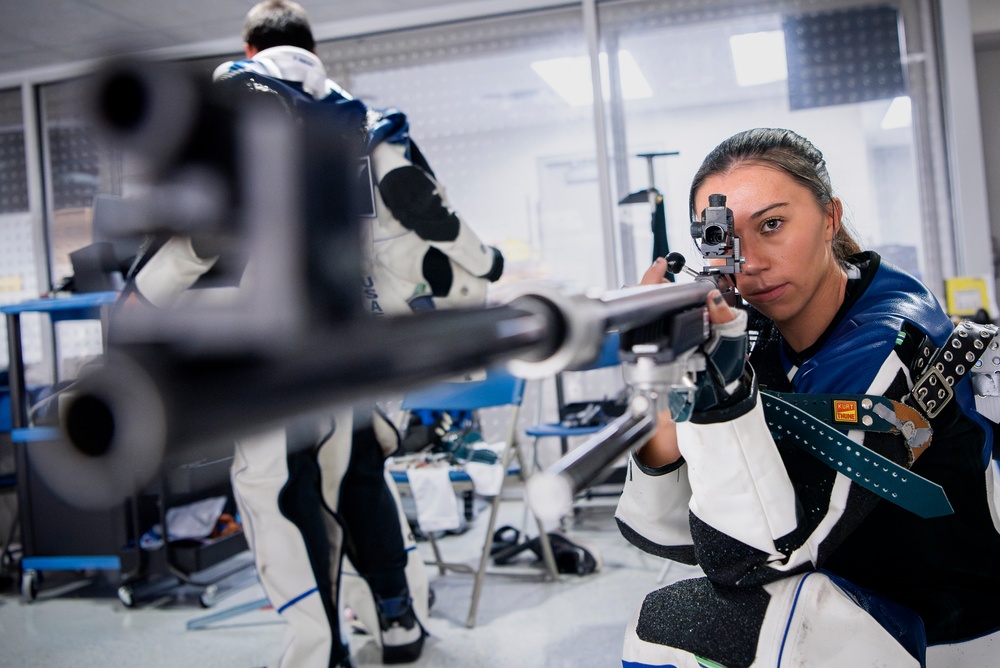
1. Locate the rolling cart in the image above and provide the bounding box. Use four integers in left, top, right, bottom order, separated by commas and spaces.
3, 292, 254, 606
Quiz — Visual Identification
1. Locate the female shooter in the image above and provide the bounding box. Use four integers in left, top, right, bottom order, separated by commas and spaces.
616, 128, 1000, 667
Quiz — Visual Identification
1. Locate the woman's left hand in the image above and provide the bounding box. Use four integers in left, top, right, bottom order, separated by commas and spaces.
640, 257, 672, 285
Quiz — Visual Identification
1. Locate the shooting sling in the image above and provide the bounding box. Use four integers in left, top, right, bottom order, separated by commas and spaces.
760, 391, 951, 519
757, 320, 1000, 519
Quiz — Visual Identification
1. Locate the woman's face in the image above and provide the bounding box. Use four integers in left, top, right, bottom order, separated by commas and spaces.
694, 162, 842, 341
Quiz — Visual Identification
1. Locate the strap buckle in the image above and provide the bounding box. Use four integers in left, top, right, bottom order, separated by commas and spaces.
910, 365, 954, 419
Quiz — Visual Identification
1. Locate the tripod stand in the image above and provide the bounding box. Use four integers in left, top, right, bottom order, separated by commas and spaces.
618, 151, 679, 282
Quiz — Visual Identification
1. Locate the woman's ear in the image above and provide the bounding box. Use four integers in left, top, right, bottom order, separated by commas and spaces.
827, 197, 843, 240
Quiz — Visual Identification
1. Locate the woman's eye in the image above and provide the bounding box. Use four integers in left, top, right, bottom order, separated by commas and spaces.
761, 217, 782, 232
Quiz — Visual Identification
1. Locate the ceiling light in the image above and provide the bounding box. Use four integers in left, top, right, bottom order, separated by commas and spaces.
530, 55, 593, 106
614, 51, 653, 101
729, 30, 788, 87
531, 51, 653, 106
881, 96, 912, 129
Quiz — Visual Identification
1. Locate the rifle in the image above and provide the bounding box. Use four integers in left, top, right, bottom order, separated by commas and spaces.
48, 277, 725, 509
524, 194, 743, 522
38, 58, 742, 510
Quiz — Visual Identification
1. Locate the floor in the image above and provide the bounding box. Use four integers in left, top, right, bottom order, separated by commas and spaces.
0, 487, 701, 668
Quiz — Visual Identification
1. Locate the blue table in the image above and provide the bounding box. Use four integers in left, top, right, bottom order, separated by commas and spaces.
2, 292, 118, 432
1, 292, 121, 597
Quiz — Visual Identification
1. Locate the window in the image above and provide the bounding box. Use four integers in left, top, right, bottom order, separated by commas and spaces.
0, 87, 33, 369
597, 0, 943, 288
317, 7, 607, 292
39, 79, 103, 289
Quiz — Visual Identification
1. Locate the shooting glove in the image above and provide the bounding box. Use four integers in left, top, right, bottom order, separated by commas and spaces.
693, 307, 750, 413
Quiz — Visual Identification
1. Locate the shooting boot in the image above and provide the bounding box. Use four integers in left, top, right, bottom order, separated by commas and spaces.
376, 593, 425, 664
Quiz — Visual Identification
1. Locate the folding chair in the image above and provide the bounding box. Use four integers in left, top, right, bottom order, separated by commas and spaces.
389, 367, 559, 628
523, 331, 627, 516
525, 331, 623, 458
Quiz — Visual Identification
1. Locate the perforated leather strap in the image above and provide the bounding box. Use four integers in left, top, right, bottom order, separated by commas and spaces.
765, 392, 896, 432
907, 320, 998, 419
761, 391, 953, 518
765, 391, 932, 463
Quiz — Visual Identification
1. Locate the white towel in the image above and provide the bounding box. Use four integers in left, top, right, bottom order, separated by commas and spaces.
463, 460, 505, 496
406, 467, 462, 532
165, 495, 227, 540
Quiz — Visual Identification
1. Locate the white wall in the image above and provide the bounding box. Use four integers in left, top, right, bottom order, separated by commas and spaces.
939, 1, 992, 286
971, 0, 1000, 308
970, 0, 1000, 37
419, 89, 920, 291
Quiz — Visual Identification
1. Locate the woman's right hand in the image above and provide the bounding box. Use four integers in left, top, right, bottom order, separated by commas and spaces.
635, 260, 739, 468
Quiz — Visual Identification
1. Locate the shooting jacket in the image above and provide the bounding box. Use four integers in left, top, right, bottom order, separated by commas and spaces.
616, 251, 1000, 644
219, 46, 502, 315
136, 46, 501, 314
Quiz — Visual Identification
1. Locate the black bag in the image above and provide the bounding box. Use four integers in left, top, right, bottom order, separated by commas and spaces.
491, 526, 599, 576
558, 391, 628, 428
399, 409, 480, 457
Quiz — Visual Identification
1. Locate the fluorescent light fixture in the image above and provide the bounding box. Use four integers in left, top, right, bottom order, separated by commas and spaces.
881, 96, 912, 129
530, 51, 653, 106
614, 51, 654, 101
729, 30, 788, 86
530, 55, 593, 106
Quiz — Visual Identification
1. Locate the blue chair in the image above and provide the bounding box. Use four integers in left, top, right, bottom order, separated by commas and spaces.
390, 367, 559, 628
525, 331, 623, 457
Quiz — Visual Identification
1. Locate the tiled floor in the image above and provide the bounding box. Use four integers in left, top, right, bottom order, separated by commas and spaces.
0, 491, 698, 667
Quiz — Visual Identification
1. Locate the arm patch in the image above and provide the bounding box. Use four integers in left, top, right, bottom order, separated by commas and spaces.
378, 166, 460, 241
421, 247, 453, 297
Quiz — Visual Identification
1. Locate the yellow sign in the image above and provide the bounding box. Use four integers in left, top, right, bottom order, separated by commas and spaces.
944, 276, 989, 317
0, 275, 23, 292
833, 400, 858, 423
